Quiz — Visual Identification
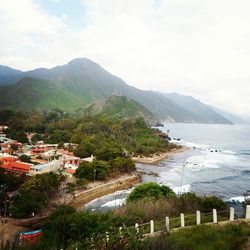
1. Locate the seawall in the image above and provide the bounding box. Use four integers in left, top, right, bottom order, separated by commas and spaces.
69, 174, 141, 209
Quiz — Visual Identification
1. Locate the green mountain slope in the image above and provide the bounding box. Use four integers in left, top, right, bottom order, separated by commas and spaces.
0, 77, 85, 111
77, 95, 157, 124
0, 58, 233, 124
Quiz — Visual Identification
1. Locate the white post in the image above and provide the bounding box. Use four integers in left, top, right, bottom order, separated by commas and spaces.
106, 231, 109, 242
119, 227, 123, 238
165, 216, 170, 231
246, 205, 250, 219
213, 209, 217, 223
196, 210, 201, 225
229, 207, 235, 221
180, 213, 185, 227
150, 220, 154, 234
135, 223, 139, 234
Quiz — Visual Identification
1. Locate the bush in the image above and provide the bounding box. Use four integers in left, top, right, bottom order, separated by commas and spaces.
127, 182, 176, 202
111, 157, 136, 173
95, 146, 123, 161
75, 160, 109, 180
10, 172, 62, 218
201, 196, 228, 213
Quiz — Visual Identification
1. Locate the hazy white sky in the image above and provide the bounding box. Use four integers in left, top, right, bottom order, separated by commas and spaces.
0, 0, 250, 115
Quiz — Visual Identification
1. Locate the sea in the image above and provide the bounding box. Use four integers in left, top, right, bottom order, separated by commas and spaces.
85, 123, 250, 215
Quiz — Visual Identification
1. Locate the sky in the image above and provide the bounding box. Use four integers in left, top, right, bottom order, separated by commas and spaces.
0, 0, 250, 115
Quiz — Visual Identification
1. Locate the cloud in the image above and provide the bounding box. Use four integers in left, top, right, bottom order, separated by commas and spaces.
0, 0, 250, 115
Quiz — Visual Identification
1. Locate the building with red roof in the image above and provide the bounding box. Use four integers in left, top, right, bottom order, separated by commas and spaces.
0, 157, 33, 173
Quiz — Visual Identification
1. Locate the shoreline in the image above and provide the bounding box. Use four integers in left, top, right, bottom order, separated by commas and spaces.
68, 173, 141, 209
132, 146, 189, 165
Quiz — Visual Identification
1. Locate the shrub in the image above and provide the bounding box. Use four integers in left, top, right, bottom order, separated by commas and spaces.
127, 182, 175, 202
75, 160, 109, 180
201, 196, 228, 213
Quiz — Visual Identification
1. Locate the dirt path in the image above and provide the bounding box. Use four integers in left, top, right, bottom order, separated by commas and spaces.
0, 219, 27, 247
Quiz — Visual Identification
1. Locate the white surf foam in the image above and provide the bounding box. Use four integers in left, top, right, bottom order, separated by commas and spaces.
101, 198, 127, 208
227, 196, 250, 203
172, 184, 191, 194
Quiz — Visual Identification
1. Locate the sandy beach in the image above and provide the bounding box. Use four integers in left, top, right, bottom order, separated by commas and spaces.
132, 146, 189, 164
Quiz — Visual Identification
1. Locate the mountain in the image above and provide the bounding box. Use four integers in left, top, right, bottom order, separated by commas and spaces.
77, 95, 158, 124
210, 106, 250, 124
0, 77, 83, 110
0, 65, 22, 86
165, 93, 233, 124
0, 58, 233, 124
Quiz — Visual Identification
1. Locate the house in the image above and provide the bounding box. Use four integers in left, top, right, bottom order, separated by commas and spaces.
31, 147, 49, 155
29, 160, 64, 175
0, 157, 33, 173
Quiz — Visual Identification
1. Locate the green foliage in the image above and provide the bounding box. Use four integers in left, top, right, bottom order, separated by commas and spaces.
75, 178, 87, 188
39, 206, 123, 249
127, 182, 176, 202
0, 109, 176, 158
75, 160, 109, 180
11, 172, 62, 218
201, 195, 228, 213
0, 168, 26, 191
111, 157, 136, 173
19, 154, 31, 163
95, 146, 123, 161
31, 133, 43, 144
73, 140, 95, 158
137, 223, 250, 250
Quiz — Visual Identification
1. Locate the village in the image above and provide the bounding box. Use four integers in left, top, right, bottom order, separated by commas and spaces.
0, 124, 94, 179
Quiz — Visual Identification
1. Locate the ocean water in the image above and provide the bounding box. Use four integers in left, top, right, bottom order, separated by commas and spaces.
85, 123, 250, 212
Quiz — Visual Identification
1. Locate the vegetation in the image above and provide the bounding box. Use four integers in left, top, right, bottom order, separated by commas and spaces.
116, 185, 228, 225
10, 172, 63, 218
78, 95, 157, 124
12, 182, 236, 249
0, 168, 26, 191
25, 197, 244, 250
132, 223, 250, 250
127, 182, 176, 202
0, 109, 176, 158
75, 158, 136, 181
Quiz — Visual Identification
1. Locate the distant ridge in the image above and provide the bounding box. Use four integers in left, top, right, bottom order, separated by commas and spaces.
0, 58, 235, 124
77, 95, 158, 124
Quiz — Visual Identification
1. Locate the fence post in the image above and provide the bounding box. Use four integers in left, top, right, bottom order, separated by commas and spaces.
165, 216, 170, 231
196, 210, 201, 225
213, 209, 217, 223
150, 220, 154, 234
135, 223, 139, 234
180, 213, 185, 227
119, 227, 123, 238
106, 231, 109, 243
246, 205, 250, 219
229, 207, 235, 221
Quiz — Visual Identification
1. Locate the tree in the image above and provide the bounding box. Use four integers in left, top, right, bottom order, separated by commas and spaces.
74, 141, 95, 158
95, 146, 123, 161
10, 144, 18, 151
111, 157, 136, 173
127, 182, 176, 202
75, 160, 109, 180
19, 154, 31, 163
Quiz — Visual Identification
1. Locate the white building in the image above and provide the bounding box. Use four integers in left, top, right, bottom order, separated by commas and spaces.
29, 160, 64, 175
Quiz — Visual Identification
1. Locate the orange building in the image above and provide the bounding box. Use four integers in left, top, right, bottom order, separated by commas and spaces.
0, 157, 33, 173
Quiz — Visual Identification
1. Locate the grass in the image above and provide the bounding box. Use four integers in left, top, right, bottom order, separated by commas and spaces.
130, 223, 250, 250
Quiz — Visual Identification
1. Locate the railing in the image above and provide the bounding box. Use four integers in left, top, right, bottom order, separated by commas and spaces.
86, 205, 250, 248
122, 205, 250, 237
